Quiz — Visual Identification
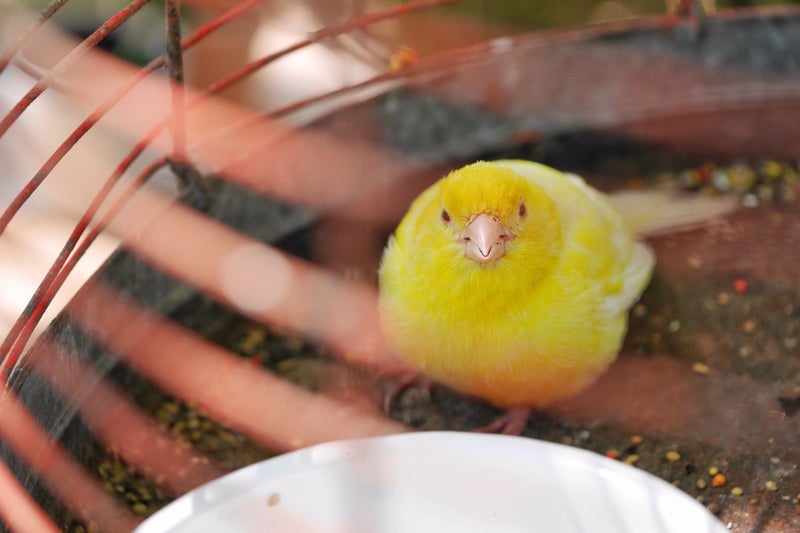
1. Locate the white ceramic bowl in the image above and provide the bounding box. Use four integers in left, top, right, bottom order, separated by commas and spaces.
136, 431, 727, 533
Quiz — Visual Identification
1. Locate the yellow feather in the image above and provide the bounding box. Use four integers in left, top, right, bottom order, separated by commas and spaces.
379, 160, 732, 409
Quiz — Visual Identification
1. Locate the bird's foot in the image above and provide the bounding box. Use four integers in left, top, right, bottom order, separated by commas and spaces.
383, 371, 434, 413
474, 407, 531, 435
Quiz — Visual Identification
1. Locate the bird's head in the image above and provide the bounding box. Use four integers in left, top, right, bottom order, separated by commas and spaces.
436, 161, 562, 268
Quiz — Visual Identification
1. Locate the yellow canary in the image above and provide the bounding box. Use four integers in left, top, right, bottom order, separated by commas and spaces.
378, 160, 730, 411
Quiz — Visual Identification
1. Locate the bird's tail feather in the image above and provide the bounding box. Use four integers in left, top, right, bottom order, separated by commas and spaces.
609, 190, 738, 238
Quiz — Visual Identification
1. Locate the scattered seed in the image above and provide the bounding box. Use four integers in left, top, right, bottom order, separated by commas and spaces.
728, 164, 757, 189
731, 486, 744, 497
711, 473, 727, 487
733, 279, 748, 294
687, 255, 703, 269
742, 193, 759, 208
762, 161, 783, 179
716, 292, 731, 306
665, 450, 681, 462
758, 185, 774, 201
770, 457, 781, 465
630, 434, 644, 446
624, 454, 640, 466
711, 170, 732, 191
668, 320, 681, 333
707, 502, 721, 514
765, 480, 778, 492
633, 304, 647, 318
738, 345, 753, 357
696, 478, 708, 490
605, 449, 620, 459
680, 169, 702, 188
741, 319, 756, 333
692, 362, 710, 375
267, 493, 281, 506
132, 502, 148, 515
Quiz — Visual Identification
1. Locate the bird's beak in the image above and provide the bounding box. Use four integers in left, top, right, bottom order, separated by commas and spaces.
463, 213, 510, 264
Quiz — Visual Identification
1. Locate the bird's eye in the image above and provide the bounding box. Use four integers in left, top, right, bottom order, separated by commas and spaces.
519, 202, 527, 218
441, 209, 451, 223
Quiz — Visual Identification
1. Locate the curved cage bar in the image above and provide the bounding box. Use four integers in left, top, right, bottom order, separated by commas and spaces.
1, 1, 800, 531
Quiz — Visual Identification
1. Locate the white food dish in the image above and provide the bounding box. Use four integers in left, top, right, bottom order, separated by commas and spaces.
137, 431, 727, 533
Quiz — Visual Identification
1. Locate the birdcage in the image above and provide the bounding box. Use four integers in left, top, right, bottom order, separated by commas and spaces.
2, 1, 800, 531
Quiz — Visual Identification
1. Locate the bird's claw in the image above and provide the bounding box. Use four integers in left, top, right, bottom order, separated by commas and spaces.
474, 407, 532, 435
